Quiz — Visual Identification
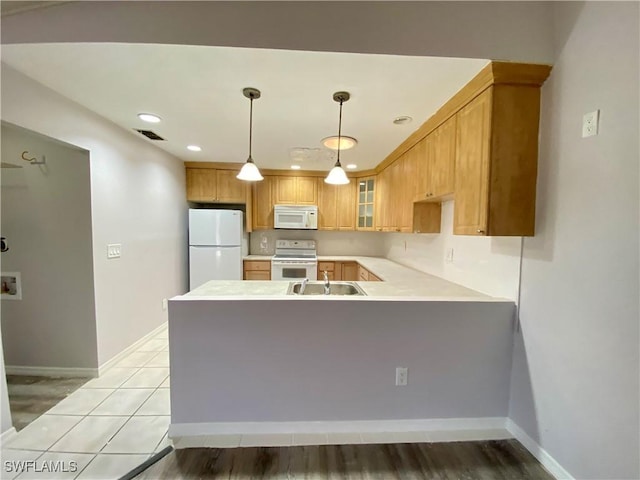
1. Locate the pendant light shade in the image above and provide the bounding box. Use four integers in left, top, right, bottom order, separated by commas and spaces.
325, 164, 350, 184
325, 91, 351, 185
237, 87, 263, 182
237, 158, 263, 181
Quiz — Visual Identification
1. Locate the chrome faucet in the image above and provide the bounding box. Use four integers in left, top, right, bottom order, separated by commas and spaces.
299, 278, 309, 295
323, 270, 330, 295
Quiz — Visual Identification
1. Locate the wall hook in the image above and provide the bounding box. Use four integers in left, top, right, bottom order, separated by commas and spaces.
21, 151, 46, 165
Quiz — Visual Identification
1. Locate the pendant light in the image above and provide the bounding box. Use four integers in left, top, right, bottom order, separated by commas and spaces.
237, 87, 264, 182
325, 91, 351, 185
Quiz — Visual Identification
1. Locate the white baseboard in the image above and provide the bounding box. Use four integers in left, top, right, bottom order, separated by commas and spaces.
98, 322, 168, 375
169, 417, 511, 447
0, 427, 17, 445
4, 366, 98, 378
506, 419, 574, 480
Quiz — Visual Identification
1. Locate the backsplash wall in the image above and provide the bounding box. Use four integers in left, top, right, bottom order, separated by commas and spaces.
250, 230, 386, 256
251, 202, 521, 300
383, 201, 522, 300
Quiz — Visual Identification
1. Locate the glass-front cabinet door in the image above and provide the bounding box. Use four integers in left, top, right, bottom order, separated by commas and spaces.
357, 176, 375, 230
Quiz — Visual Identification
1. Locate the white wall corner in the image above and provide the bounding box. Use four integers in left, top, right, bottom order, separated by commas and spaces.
506, 419, 575, 480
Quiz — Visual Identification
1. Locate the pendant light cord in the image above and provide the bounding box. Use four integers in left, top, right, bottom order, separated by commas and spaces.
336, 98, 343, 166
248, 95, 254, 161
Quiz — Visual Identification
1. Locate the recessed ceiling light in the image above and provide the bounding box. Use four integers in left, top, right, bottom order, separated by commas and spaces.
393, 116, 413, 125
322, 136, 358, 150
187, 145, 202, 152
291, 165, 301, 170
137, 113, 162, 123
346, 164, 357, 170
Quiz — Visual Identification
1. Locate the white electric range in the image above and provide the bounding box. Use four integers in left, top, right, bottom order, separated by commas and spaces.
271, 239, 318, 281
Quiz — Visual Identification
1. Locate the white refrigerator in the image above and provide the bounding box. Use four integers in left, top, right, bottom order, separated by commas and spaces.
189, 209, 243, 290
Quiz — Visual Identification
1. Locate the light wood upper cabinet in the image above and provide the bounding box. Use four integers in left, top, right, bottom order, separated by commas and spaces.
317, 180, 356, 231
186, 168, 246, 204
274, 176, 317, 205
216, 170, 247, 203
430, 116, 456, 198
414, 115, 456, 202
356, 177, 375, 231
453, 89, 492, 235
336, 182, 356, 230
274, 176, 297, 204
252, 176, 275, 230
454, 85, 541, 236
374, 168, 389, 232
399, 150, 416, 232
317, 180, 337, 230
186, 168, 217, 202
296, 177, 318, 205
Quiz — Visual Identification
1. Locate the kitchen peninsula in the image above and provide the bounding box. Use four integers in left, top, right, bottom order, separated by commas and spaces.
167, 258, 516, 448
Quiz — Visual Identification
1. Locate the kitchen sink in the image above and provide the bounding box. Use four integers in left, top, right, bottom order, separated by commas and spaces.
287, 281, 367, 296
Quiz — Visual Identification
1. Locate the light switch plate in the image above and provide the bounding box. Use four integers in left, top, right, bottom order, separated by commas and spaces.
107, 243, 121, 259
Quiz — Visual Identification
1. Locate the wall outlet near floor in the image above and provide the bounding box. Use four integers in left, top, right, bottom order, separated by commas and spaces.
395, 367, 408, 386
107, 243, 121, 259
162, 298, 168, 311
445, 247, 454, 263
582, 110, 599, 137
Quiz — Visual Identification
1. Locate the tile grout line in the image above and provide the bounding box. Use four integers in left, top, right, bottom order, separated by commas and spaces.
96, 346, 170, 456
5, 334, 170, 473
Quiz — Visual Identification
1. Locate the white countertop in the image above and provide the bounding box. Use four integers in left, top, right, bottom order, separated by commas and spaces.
243, 255, 273, 261
185, 256, 508, 302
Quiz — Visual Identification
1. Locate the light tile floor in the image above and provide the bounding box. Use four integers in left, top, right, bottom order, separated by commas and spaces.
1, 326, 171, 480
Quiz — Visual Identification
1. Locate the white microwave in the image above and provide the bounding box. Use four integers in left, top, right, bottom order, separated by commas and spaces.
274, 205, 318, 230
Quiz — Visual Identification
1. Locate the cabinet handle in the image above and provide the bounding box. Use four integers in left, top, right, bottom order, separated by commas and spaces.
477, 229, 485, 234
396, 228, 401, 232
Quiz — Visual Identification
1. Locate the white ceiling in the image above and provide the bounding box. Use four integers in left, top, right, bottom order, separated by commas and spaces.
1, 43, 488, 171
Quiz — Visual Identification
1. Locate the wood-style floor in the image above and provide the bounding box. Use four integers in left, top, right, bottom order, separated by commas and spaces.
6, 374, 90, 430
136, 440, 554, 479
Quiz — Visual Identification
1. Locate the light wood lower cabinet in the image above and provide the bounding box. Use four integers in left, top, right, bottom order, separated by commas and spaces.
318, 262, 335, 280
243, 260, 271, 280
340, 262, 359, 281
318, 261, 379, 282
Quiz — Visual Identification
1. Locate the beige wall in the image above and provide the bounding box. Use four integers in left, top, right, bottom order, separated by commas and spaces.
510, 3, 639, 479
1, 67, 189, 368
1, 123, 98, 370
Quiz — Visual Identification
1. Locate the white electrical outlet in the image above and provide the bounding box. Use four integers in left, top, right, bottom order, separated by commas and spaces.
395, 367, 408, 386
107, 243, 121, 259
582, 110, 599, 138
162, 299, 168, 311
445, 247, 454, 263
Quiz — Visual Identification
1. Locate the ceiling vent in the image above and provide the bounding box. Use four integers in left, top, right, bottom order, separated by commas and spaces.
135, 129, 165, 141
